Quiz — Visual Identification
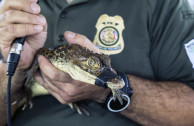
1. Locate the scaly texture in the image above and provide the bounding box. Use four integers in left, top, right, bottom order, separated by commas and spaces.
23, 44, 125, 115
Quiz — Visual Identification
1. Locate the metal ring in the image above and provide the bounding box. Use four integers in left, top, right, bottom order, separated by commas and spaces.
107, 94, 130, 112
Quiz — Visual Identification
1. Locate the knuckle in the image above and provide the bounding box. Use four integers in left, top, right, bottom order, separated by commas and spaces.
27, 13, 34, 23
2, 10, 14, 22
49, 73, 60, 81
63, 96, 71, 103
76, 34, 89, 46
24, 24, 30, 34
61, 93, 71, 103
68, 88, 77, 97
80, 34, 87, 41
0, 47, 6, 60
6, 10, 15, 17
0, 28, 13, 44
63, 73, 72, 82
24, 24, 35, 35
6, 24, 16, 33
74, 34, 83, 41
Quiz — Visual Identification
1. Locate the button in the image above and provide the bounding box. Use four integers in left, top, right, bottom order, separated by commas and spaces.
60, 11, 67, 19
66, 0, 73, 4
57, 35, 65, 42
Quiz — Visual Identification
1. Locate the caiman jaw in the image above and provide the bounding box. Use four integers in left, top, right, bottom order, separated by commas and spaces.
95, 67, 125, 90
94, 67, 126, 104
106, 78, 125, 90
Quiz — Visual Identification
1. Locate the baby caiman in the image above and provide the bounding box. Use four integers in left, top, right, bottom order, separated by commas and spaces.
23, 44, 125, 115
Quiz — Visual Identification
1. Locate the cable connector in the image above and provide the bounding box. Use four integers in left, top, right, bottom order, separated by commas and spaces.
6, 37, 26, 76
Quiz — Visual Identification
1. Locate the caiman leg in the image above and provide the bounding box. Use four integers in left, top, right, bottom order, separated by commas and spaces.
22, 56, 39, 110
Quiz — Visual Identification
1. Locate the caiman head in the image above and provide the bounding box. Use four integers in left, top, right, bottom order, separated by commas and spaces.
38, 44, 125, 90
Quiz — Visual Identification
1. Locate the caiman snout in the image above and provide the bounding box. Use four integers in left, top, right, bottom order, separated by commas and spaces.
107, 78, 125, 90
95, 68, 125, 90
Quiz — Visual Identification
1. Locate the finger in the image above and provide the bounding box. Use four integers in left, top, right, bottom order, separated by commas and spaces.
38, 71, 73, 104
64, 31, 101, 54
38, 62, 84, 103
34, 70, 67, 103
39, 70, 81, 98
61, 82, 86, 96
0, 0, 40, 14
38, 55, 73, 82
0, 24, 43, 42
35, 72, 68, 104
49, 90, 68, 105
0, 10, 46, 27
34, 70, 45, 86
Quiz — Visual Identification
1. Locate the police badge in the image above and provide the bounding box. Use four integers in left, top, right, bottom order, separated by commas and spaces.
93, 14, 125, 55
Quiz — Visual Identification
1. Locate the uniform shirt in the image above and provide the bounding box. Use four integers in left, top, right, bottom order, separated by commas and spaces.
12, 0, 194, 126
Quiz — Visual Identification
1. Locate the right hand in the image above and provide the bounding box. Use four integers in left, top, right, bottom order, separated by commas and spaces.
0, 0, 47, 70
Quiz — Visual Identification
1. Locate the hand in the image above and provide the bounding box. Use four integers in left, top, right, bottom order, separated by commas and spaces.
35, 31, 111, 104
0, 0, 47, 70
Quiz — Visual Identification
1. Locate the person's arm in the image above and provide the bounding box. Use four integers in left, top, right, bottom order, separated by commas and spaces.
121, 1, 192, 125
0, 61, 26, 126
35, 32, 194, 126
0, 0, 47, 125
36, 54, 194, 126
120, 75, 194, 126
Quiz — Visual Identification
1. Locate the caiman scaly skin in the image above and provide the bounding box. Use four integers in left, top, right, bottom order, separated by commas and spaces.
23, 44, 125, 115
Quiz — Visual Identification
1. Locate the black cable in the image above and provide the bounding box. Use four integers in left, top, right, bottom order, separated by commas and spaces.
6, 37, 26, 126
5, 2, 39, 125
6, 75, 12, 126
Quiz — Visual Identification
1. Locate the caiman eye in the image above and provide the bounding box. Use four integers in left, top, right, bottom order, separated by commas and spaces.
87, 57, 96, 67
87, 57, 101, 68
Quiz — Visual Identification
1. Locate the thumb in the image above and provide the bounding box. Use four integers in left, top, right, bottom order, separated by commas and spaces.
64, 31, 101, 54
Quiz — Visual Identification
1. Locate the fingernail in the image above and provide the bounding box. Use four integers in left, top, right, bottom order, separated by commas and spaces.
34, 25, 43, 31
37, 16, 45, 25
38, 55, 41, 62
66, 31, 75, 39
31, 2, 40, 13
38, 55, 43, 64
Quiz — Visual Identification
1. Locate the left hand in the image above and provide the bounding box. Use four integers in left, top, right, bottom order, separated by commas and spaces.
34, 31, 111, 104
